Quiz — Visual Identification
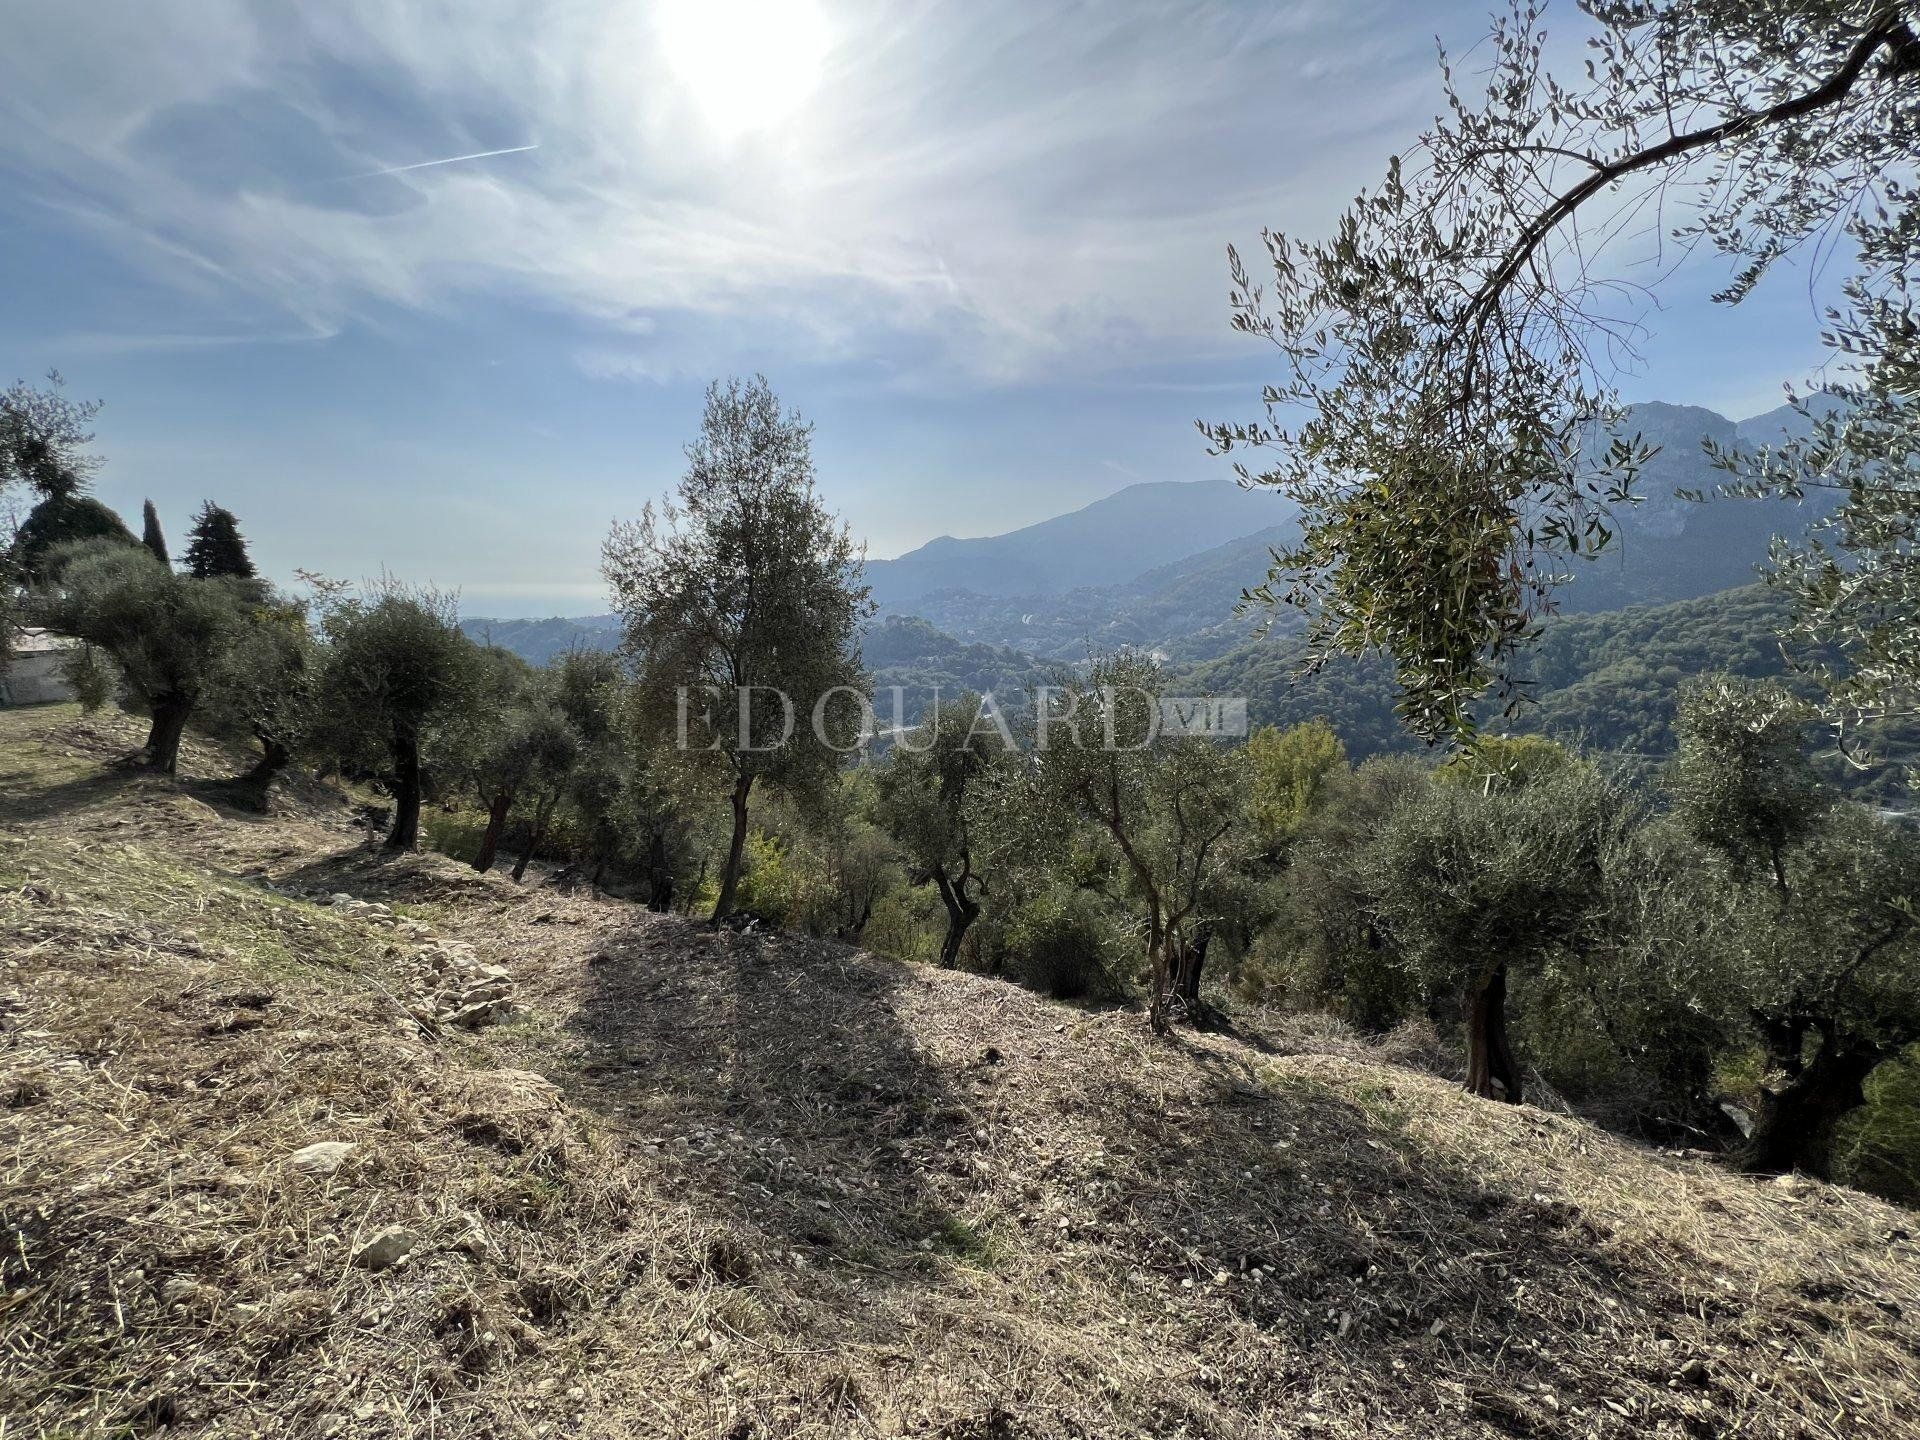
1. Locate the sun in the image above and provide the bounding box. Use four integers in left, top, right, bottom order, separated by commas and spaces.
656, 0, 831, 139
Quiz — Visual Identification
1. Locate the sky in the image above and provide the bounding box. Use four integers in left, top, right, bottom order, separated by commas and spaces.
0, 0, 1837, 617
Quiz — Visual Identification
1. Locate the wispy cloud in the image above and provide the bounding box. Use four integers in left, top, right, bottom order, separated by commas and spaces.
334, 143, 539, 182
0, 0, 1468, 383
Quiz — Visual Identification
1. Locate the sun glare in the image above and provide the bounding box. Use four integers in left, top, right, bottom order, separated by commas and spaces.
657, 0, 830, 138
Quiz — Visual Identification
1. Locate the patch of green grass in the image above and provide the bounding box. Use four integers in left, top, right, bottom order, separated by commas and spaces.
927, 1215, 1008, 1270
423, 809, 489, 865
1353, 1080, 1413, 1134
0, 832, 390, 985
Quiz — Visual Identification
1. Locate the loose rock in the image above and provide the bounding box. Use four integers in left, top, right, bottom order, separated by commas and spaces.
352, 1226, 419, 1271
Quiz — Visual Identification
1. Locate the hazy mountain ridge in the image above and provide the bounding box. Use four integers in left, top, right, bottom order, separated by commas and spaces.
465, 397, 1839, 682
898, 525, 1303, 662
459, 613, 622, 664
862, 477, 1285, 607
877, 399, 1836, 659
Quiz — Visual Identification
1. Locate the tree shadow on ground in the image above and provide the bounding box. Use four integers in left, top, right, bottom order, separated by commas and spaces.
1064, 1033, 1809, 1437
0, 761, 137, 826
562, 915, 968, 1303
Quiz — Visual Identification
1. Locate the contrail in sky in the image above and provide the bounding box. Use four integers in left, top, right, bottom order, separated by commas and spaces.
340, 144, 539, 181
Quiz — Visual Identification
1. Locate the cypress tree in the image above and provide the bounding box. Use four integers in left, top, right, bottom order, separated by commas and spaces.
183, 501, 256, 580
140, 499, 170, 566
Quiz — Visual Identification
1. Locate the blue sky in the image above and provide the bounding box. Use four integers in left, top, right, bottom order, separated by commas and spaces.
1, 0, 1834, 616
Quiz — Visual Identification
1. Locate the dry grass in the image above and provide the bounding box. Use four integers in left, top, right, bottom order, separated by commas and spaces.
2, 704, 1918, 1439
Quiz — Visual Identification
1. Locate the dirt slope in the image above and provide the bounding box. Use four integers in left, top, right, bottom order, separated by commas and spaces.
3, 705, 1919, 1440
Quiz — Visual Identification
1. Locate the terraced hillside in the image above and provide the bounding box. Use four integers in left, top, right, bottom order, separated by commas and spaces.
3, 705, 1918, 1439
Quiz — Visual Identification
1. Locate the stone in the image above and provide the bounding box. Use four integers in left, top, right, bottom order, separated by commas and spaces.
286, 1141, 357, 1176
445, 999, 514, 1029
352, 1226, 420, 1271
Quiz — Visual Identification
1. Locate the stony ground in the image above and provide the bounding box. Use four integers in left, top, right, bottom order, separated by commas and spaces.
4, 704, 1919, 1440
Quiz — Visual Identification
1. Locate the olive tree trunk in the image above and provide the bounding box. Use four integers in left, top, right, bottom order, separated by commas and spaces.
710, 773, 754, 925
473, 792, 512, 872
1146, 910, 1172, 1036
244, 735, 291, 787
143, 693, 193, 775
510, 792, 558, 882
1740, 1036, 1881, 1178
645, 830, 676, 912
931, 867, 980, 968
385, 730, 423, 851
1173, 923, 1212, 1020
1464, 962, 1523, 1104
233, 733, 292, 810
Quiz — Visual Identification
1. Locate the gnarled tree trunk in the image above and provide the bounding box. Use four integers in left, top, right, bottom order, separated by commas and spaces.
645, 830, 675, 913
473, 792, 512, 872
1741, 1034, 1881, 1178
1464, 962, 1522, 1104
1173, 923, 1212, 1023
931, 866, 981, 968
234, 733, 291, 811
511, 792, 558, 882
1146, 910, 1172, 1036
244, 734, 291, 787
837, 897, 874, 944
143, 692, 193, 775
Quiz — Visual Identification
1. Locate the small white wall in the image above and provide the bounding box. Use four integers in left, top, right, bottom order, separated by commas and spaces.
0, 651, 76, 706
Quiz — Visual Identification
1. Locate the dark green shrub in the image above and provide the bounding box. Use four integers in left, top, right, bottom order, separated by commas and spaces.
1000, 888, 1127, 1001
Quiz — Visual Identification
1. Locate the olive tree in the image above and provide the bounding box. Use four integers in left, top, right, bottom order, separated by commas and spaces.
875, 694, 1007, 966
455, 647, 540, 872
1, 373, 103, 671
1262, 755, 1436, 1027
315, 583, 480, 850
603, 375, 870, 923
791, 770, 900, 942
35, 540, 250, 773
498, 651, 619, 882
447, 646, 615, 878
1025, 654, 1247, 1032
198, 594, 321, 802
1670, 674, 1920, 1172
1361, 761, 1634, 1103
1721, 806, 1920, 1176
1669, 676, 1829, 892
1204, 2, 1920, 744
1, 372, 101, 502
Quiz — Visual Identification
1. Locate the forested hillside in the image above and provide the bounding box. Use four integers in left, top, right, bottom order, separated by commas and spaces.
1183, 584, 1919, 796
458, 613, 621, 665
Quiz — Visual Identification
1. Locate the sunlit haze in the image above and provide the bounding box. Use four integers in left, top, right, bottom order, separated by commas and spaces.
0, 1, 1829, 614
